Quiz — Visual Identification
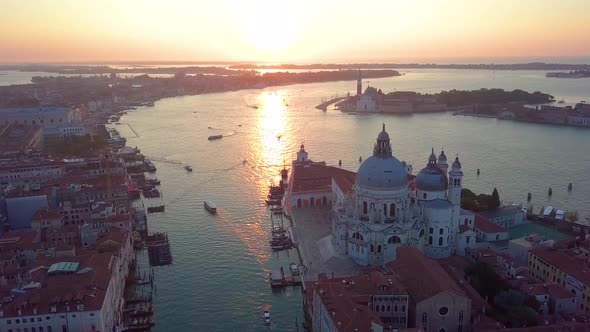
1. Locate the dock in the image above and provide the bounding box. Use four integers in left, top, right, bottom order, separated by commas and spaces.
146, 233, 173, 266
315, 96, 347, 111
269, 266, 302, 288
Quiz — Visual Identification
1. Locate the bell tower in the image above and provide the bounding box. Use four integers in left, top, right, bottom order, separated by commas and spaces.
357, 69, 362, 96
296, 144, 309, 163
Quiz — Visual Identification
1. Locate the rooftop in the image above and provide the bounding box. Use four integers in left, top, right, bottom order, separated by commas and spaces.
530, 247, 590, 286
474, 214, 507, 234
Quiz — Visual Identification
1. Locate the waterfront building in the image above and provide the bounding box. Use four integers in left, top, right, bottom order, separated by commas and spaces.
0, 159, 65, 192
478, 206, 524, 228
0, 107, 75, 127
0, 227, 133, 332
523, 282, 577, 315
331, 125, 474, 265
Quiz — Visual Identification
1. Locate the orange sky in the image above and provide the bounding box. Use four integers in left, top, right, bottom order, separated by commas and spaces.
1, 0, 589, 63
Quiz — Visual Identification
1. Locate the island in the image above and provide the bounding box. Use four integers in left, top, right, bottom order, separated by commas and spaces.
546, 70, 590, 78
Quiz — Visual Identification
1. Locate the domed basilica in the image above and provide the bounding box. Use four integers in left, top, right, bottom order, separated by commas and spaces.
332, 124, 465, 266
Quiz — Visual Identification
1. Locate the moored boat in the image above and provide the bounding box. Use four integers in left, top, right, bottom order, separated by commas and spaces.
263, 311, 271, 325
184, 165, 193, 172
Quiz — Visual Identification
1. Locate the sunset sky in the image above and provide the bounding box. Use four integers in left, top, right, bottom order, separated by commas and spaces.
1, 0, 589, 63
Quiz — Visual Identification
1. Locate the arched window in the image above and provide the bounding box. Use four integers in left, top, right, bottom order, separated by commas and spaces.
390, 203, 396, 217
363, 201, 368, 214
439, 237, 443, 245
377, 245, 382, 253
387, 305, 391, 312
428, 236, 433, 245
370, 203, 375, 210
371, 244, 374, 252
388, 236, 401, 244
394, 305, 398, 312
381, 305, 385, 312
352, 232, 364, 241
383, 204, 387, 216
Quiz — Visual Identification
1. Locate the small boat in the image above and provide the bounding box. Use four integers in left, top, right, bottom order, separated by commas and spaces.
184, 165, 193, 172
263, 311, 271, 325
204, 200, 217, 213
147, 205, 165, 213
555, 209, 566, 221
477, 168, 480, 175
359, 156, 362, 163
208, 134, 223, 140
568, 183, 573, 191
527, 192, 532, 201
289, 263, 300, 275
548, 187, 553, 196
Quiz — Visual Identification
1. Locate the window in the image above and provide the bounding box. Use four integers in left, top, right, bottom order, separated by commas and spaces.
363, 201, 368, 214
8, 319, 12, 324
47, 327, 52, 332
371, 244, 374, 252
422, 312, 427, 327
439, 237, 443, 245
439, 228, 444, 235
429, 236, 433, 245
429, 227, 433, 234
402, 305, 406, 312
388, 236, 401, 244
387, 305, 391, 312
383, 204, 387, 216
466, 236, 470, 244
30, 318, 35, 322
439, 306, 449, 316
423, 193, 427, 199
377, 245, 382, 253
394, 305, 398, 312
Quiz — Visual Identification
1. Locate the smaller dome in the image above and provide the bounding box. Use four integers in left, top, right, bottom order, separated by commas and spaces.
416, 167, 448, 191
438, 150, 447, 162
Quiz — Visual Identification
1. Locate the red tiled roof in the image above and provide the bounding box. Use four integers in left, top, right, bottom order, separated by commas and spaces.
458, 224, 472, 234
386, 246, 467, 303
290, 162, 338, 193
32, 207, 63, 221
530, 247, 590, 286
474, 214, 507, 234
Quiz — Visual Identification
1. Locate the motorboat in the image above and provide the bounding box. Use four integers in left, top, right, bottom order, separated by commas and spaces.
184, 165, 193, 172
208, 134, 223, 140
204, 200, 217, 213
263, 311, 271, 325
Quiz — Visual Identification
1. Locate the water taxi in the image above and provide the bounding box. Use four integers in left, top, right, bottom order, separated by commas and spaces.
184, 165, 193, 172
263, 311, 271, 325
204, 200, 217, 213
208, 134, 223, 140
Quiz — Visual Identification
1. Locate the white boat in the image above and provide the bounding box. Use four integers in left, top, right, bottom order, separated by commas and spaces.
543, 206, 554, 217
263, 311, 270, 325
555, 210, 565, 221
184, 165, 193, 172
204, 200, 217, 213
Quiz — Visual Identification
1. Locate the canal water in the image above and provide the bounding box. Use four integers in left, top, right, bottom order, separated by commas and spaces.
111, 69, 590, 331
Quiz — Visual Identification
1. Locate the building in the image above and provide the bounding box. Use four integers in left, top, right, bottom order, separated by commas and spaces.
0, 107, 75, 127
523, 283, 577, 315
307, 269, 409, 331
478, 206, 524, 228
0, 227, 134, 332
473, 214, 509, 244
0, 158, 65, 192
0, 124, 43, 156
385, 247, 476, 331
528, 247, 590, 315
330, 125, 473, 265
305, 247, 484, 332
5, 186, 52, 230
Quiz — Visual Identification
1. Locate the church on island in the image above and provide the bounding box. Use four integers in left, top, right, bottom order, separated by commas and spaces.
286, 124, 481, 266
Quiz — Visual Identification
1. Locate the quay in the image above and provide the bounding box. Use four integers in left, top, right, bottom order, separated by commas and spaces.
269, 266, 302, 288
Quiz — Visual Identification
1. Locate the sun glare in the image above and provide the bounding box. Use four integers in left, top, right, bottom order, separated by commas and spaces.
232, 0, 307, 54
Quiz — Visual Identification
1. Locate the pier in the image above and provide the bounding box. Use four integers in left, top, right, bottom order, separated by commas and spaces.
315, 96, 347, 111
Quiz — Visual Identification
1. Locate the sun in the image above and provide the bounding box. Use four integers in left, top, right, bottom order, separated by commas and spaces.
232, 0, 307, 54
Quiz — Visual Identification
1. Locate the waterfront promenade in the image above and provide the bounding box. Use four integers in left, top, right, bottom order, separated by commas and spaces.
291, 208, 361, 281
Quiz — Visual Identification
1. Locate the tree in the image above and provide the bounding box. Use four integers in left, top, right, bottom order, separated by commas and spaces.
465, 262, 510, 302
490, 188, 501, 209
566, 210, 579, 223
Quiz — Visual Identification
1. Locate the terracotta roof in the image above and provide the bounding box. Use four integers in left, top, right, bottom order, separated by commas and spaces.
474, 214, 507, 234
524, 283, 574, 299
32, 207, 63, 221
386, 246, 467, 303
458, 224, 472, 234
530, 248, 590, 286
309, 268, 407, 332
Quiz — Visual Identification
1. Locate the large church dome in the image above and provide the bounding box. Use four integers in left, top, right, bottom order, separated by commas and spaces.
356, 124, 408, 190
416, 149, 448, 191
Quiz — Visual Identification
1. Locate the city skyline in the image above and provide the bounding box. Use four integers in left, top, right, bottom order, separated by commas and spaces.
1, 0, 589, 63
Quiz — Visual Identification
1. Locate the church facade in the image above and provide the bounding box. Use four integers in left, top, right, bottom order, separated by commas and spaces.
331, 125, 471, 266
